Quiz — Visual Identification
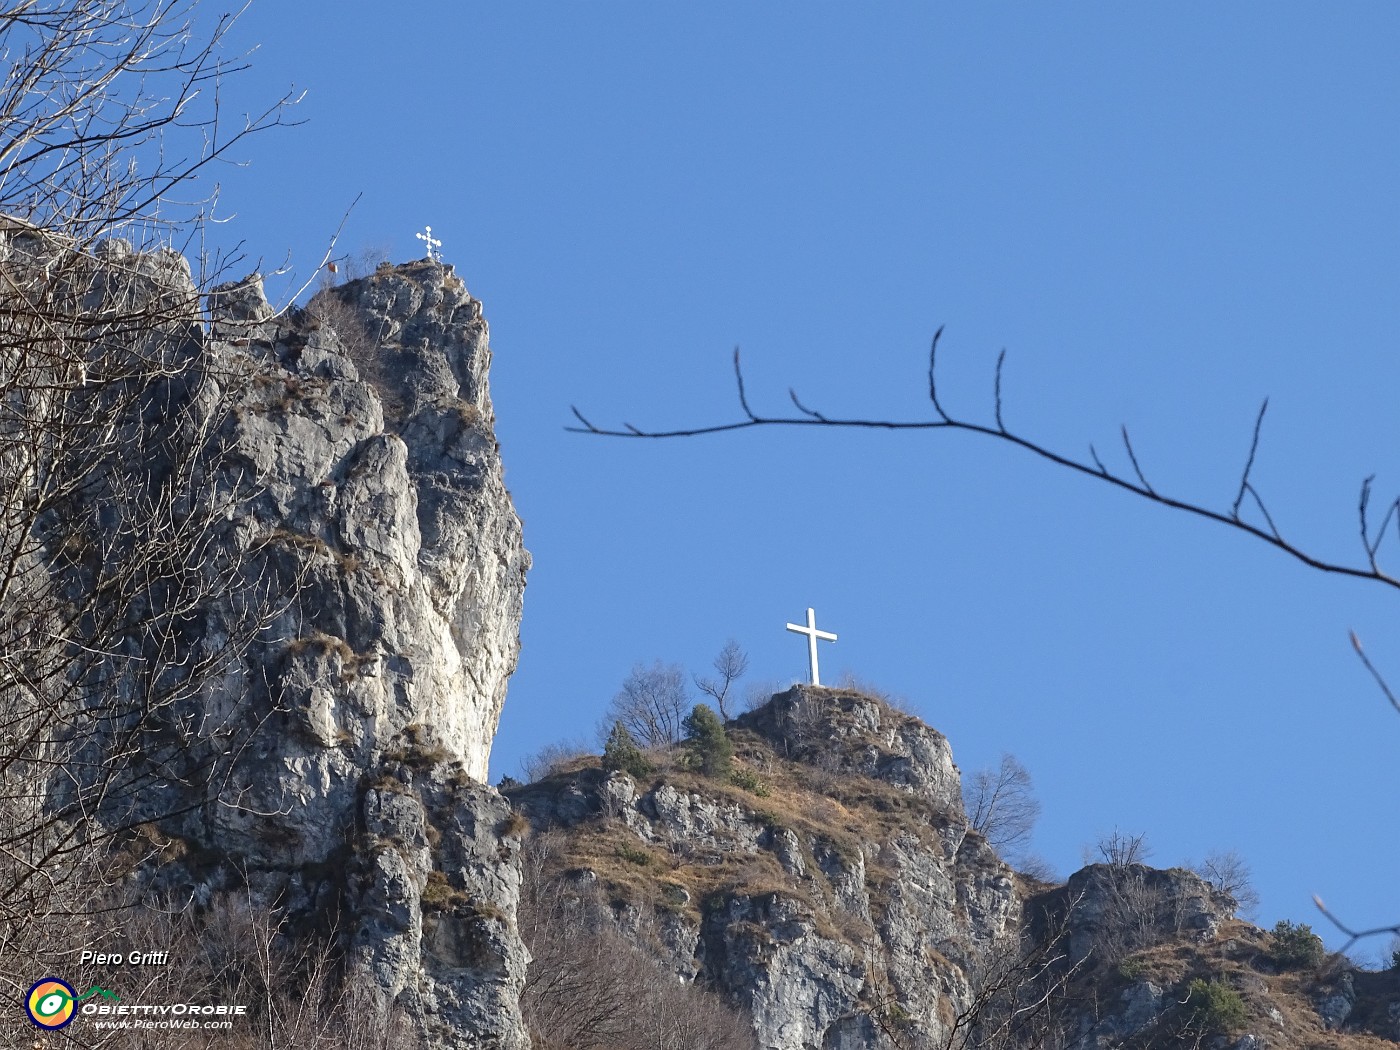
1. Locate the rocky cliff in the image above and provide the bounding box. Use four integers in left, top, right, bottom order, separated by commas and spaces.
199, 258, 533, 1046
7, 228, 533, 1048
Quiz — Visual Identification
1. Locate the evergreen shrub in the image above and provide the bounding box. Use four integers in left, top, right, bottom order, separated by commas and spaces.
602, 722, 653, 779
1185, 978, 1247, 1032
1269, 920, 1325, 970
682, 704, 732, 778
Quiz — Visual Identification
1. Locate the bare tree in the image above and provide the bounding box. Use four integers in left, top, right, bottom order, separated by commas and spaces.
0, 0, 298, 1004
521, 738, 592, 782
695, 639, 749, 721
1191, 848, 1260, 919
607, 660, 691, 747
0, 2, 297, 244
962, 754, 1041, 860
946, 937, 1083, 1050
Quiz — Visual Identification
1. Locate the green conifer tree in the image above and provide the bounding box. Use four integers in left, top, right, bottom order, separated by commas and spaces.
682, 704, 732, 778
602, 721, 653, 778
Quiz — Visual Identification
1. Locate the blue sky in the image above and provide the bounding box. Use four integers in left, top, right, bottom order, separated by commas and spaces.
206, 4, 1400, 955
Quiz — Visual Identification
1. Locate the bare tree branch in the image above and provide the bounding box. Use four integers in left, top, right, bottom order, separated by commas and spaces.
569, 332, 1400, 595
1231, 399, 1268, 519
1313, 893, 1400, 955
0, 0, 300, 999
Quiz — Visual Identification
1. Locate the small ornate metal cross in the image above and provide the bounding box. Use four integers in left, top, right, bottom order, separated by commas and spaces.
415, 225, 443, 262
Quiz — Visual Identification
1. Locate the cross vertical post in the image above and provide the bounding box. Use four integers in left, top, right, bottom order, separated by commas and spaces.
786, 607, 837, 686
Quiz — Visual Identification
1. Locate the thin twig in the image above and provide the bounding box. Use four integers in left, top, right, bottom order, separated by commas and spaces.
1360, 476, 1377, 563
734, 347, 757, 421
1120, 425, 1155, 496
927, 325, 949, 422
1244, 484, 1283, 542
569, 405, 598, 432
1351, 630, 1400, 717
1359, 481, 1398, 571
1385, 498, 1400, 555
1231, 399, 1268, 520
994, 348, 1006, 433
789, 388, 827, 422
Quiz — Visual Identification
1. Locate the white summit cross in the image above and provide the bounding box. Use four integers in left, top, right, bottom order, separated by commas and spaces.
786, 607, 838, 686
415, 225, 443, 262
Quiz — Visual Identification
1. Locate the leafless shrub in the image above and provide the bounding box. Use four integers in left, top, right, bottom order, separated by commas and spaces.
833, 671, 915, 715
8, 887, 419, 1049
780, 689, 829, 755
695, 639, 748, 721
1086, 829, 1153, 870
963, 754, 1041, 859
607, 661, 691, 748
521, 738, 592, 782
741, 678, 783, 712
304, 283, 394, 414
329, 244, 392, 283
1015, 853, 1060, 885
519, 838, 756, 1050
1091, 869, 1170, 966
1190, 848, 1260, 919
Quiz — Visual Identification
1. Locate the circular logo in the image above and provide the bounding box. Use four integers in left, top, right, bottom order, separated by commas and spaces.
26, 978, 77, 1029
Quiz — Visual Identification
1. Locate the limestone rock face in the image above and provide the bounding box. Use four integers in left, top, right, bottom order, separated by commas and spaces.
348, 765, 530, 1050
513, 686, 1019, 1050
41, 246, 533, 1049
1049, 863, 1235, 966
215, 261, 529, 788
210, 261, 529, 1047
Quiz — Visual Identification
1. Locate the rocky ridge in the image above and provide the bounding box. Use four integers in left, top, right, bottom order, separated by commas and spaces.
509, 685, 1400, 1050
510, 685, 1020, 1049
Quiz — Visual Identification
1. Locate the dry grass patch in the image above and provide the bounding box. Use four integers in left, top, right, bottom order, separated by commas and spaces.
497, 810, 530, 838
421, 870, 467, 913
